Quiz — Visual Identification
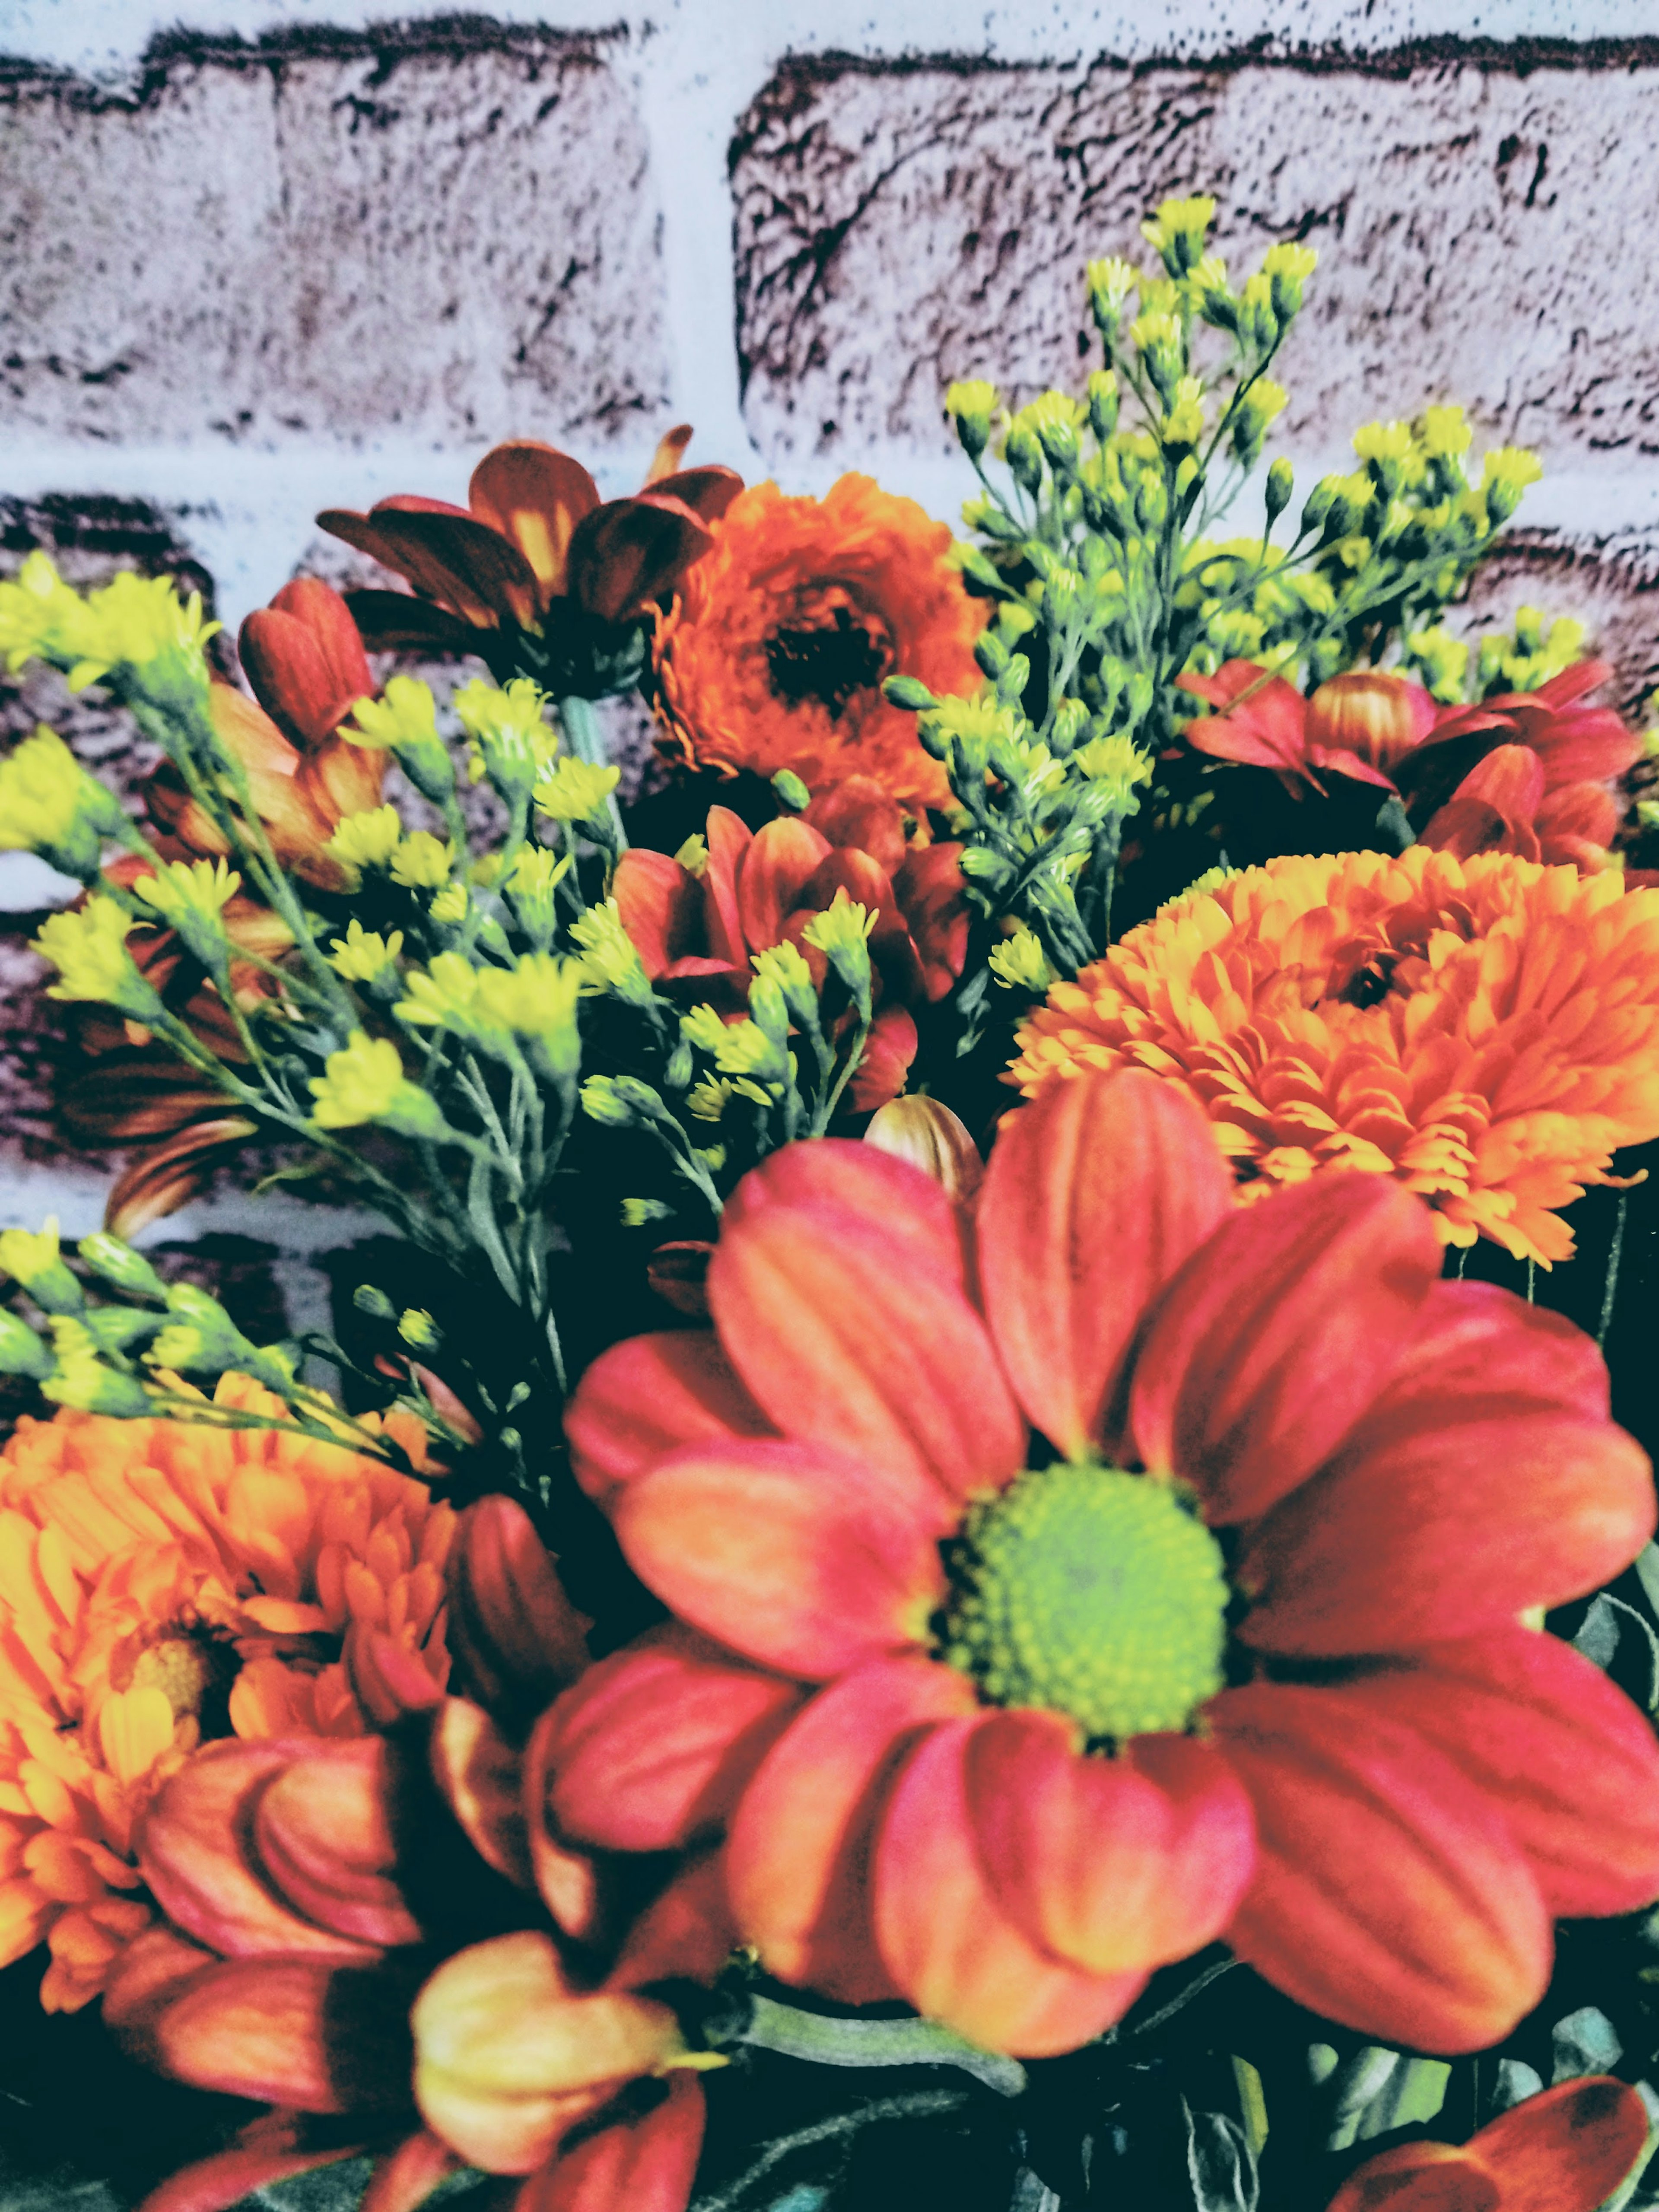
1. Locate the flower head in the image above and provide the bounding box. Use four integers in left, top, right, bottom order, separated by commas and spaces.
328, 917, 404, 986
318, 432, 741, 697
533, 755, 622, 823
1008, 848, 1659, 1263
309, 1031, 441, 1138
654, 475, 987, 814
0, 1375, 450, 2009
1176, 657, 1642, 871
33, 896, 161, 1019
0, 725, 127, 877
565, 1074, 1659, 2057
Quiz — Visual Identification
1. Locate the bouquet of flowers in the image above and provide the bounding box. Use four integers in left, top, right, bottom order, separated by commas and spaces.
4, 195, 1659, 2212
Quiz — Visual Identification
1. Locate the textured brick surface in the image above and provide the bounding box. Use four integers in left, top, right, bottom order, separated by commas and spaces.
0, 23, 669, 448
731, 46, 1659, 465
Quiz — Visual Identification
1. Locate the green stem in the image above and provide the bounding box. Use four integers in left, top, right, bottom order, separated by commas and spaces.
735, 1995, 1027, 2096
556, 693, 627, 850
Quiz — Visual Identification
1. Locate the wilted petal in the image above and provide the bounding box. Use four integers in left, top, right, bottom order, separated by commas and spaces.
725, 1656, 978, 2004
1212, 1681, 1553, 2051
542, 1624, 802, 1853
1128, 1175, 1442, 1521
977, 1070, 1233, 1460
963, 1711, 1255, 1976
874, 1719, 1147, 2056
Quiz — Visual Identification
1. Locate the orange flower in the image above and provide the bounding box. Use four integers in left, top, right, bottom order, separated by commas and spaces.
0, 1375, 451, 2010
1007, 847, 1659, 1264
653, 476, 987, 814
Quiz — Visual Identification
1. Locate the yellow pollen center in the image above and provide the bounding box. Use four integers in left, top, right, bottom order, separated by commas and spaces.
130, 1635, 219, 1723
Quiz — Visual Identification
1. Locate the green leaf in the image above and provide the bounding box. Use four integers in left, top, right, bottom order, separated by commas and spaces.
1551, 2005, 1623, 2083
1574, 1594, 1659, 1709
1319, 2048, 1450, 2151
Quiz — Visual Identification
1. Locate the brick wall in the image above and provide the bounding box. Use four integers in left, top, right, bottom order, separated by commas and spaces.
5, 0, 1658, 1323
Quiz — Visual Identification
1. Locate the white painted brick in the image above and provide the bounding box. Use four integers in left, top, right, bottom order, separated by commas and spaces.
0, 25, 670, 448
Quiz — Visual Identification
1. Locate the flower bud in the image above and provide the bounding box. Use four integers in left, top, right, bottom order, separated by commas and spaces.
446, 1496, 592, 1716
0, 1219, 86, 1316
1264, 457, 1295, 526
1306, 670, 1434, 773
0, 1306, 55, 1379
863, 1096, 984, 1202
412, 1931, 689, 2174
770, 767, 812, 810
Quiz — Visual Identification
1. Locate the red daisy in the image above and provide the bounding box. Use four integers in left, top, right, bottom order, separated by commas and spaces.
1178, 661, 1641, 870
562, 1071, 1659, 2058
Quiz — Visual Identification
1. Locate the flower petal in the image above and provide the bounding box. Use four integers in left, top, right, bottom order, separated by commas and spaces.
614, 850, 703, 976
1128, 1175, 1443, 1520
612, 1440, 947, 1678
136, 2131, 366, 2212
360, 2132, 463, 2212
735, 817, 833, 952
649, 462, 745, 524
1321, 2142, 1499, 2212
516, 2071, 705, 2212
147, 1956, 415, 2111
1211, 1681, 1553, 2051
874, 1718, 1147, 2056
962, 1710, 1255, 1976
608, 1850, 738, 1990
1237, 1409, 1654, 1655
709, 1153, 1024, 1502
563, 1331, 774, 1508
1471, 2077, 1651, 2212
569, 495, 714, 624
468, 442, 600, 602
543, 1624, 803, 1852
1329, 1627, 1659, 1916
318, 505, 537, 628
253, 1737, 424, 1948
1373, 1278, 1611, 1422
520, 1707, 602, 1941
139, 1740, 382, 1962
446, 1495, 591, 1717
725, 1656, 977, 2003
342, 590, 478, 654
976, 1070, 1233, 1458
719, 1135, 967, 1280
430, 1697, 534, 1894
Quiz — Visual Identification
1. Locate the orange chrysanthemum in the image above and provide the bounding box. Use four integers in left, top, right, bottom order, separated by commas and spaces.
1008, 847, 1659, 1265
653, 474, 986, 814
0, 1377, 452, 2011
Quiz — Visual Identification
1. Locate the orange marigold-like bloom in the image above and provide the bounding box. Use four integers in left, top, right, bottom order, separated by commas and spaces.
653, 475, 987, 814
1007, 847, 1659, 1265
0, 1376, 452, 2012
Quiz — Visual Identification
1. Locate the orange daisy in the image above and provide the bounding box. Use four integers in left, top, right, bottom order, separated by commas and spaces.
1008, 847, 1659, 1265
653, 475, 986, 814
0, 1375, 452, 2011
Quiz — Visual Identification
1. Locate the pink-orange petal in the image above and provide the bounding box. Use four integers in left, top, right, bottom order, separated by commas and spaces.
1211, 1681, 1553, 2051
563, 1331, 775, 1508
138, 1741, 382, 1964
543, 1625, 803, 1853
719, 1135, 968, 1282
360, 2131, 463, 2212
963, 1711, 1255, 1977
725, 1656, 977, 2003
1330, 1627, 1659, 1918
1373, 1278, 1611, 1424
976, 1070, 1233, 1457
873, 1718, 1147, 2056
612, 1439, 947, 1678
1320, 2142, 1499, 2212
1238, 1410, 1654, 1655
137, 2136, 366, 2212
708, 1182, 1023, 1505
1469, 2076, 1651, 2212
514, 2071, 705, 2212
253, 1738, 423, 1948
429, 1697, 534, 1893
146, 1957, 413, 2112
1128, 1175, 1443, 1521
735, 817, 834, 951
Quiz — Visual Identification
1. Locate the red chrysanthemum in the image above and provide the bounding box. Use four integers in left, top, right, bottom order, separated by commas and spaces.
1177, 660, 1641, 871
562, 1072, 1659, 2059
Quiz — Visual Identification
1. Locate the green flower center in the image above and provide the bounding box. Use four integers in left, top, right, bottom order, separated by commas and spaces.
941, 1464, 1229, 1740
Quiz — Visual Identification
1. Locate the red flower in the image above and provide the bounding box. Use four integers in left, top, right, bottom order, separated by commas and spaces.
146, 578, 385, 890
104, 1500, 725, 2212
1324, 2075, 1650, 2212
613, 776, 967, 1110
318, 432, 741, 695
564, 1071, 1659, 2058
1178, 660, 1640, 870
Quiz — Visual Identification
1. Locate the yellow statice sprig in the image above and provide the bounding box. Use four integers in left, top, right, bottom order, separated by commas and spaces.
0, 725, 134, 879
33, 896, 166, 1021
308, 1031, 445, 1139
